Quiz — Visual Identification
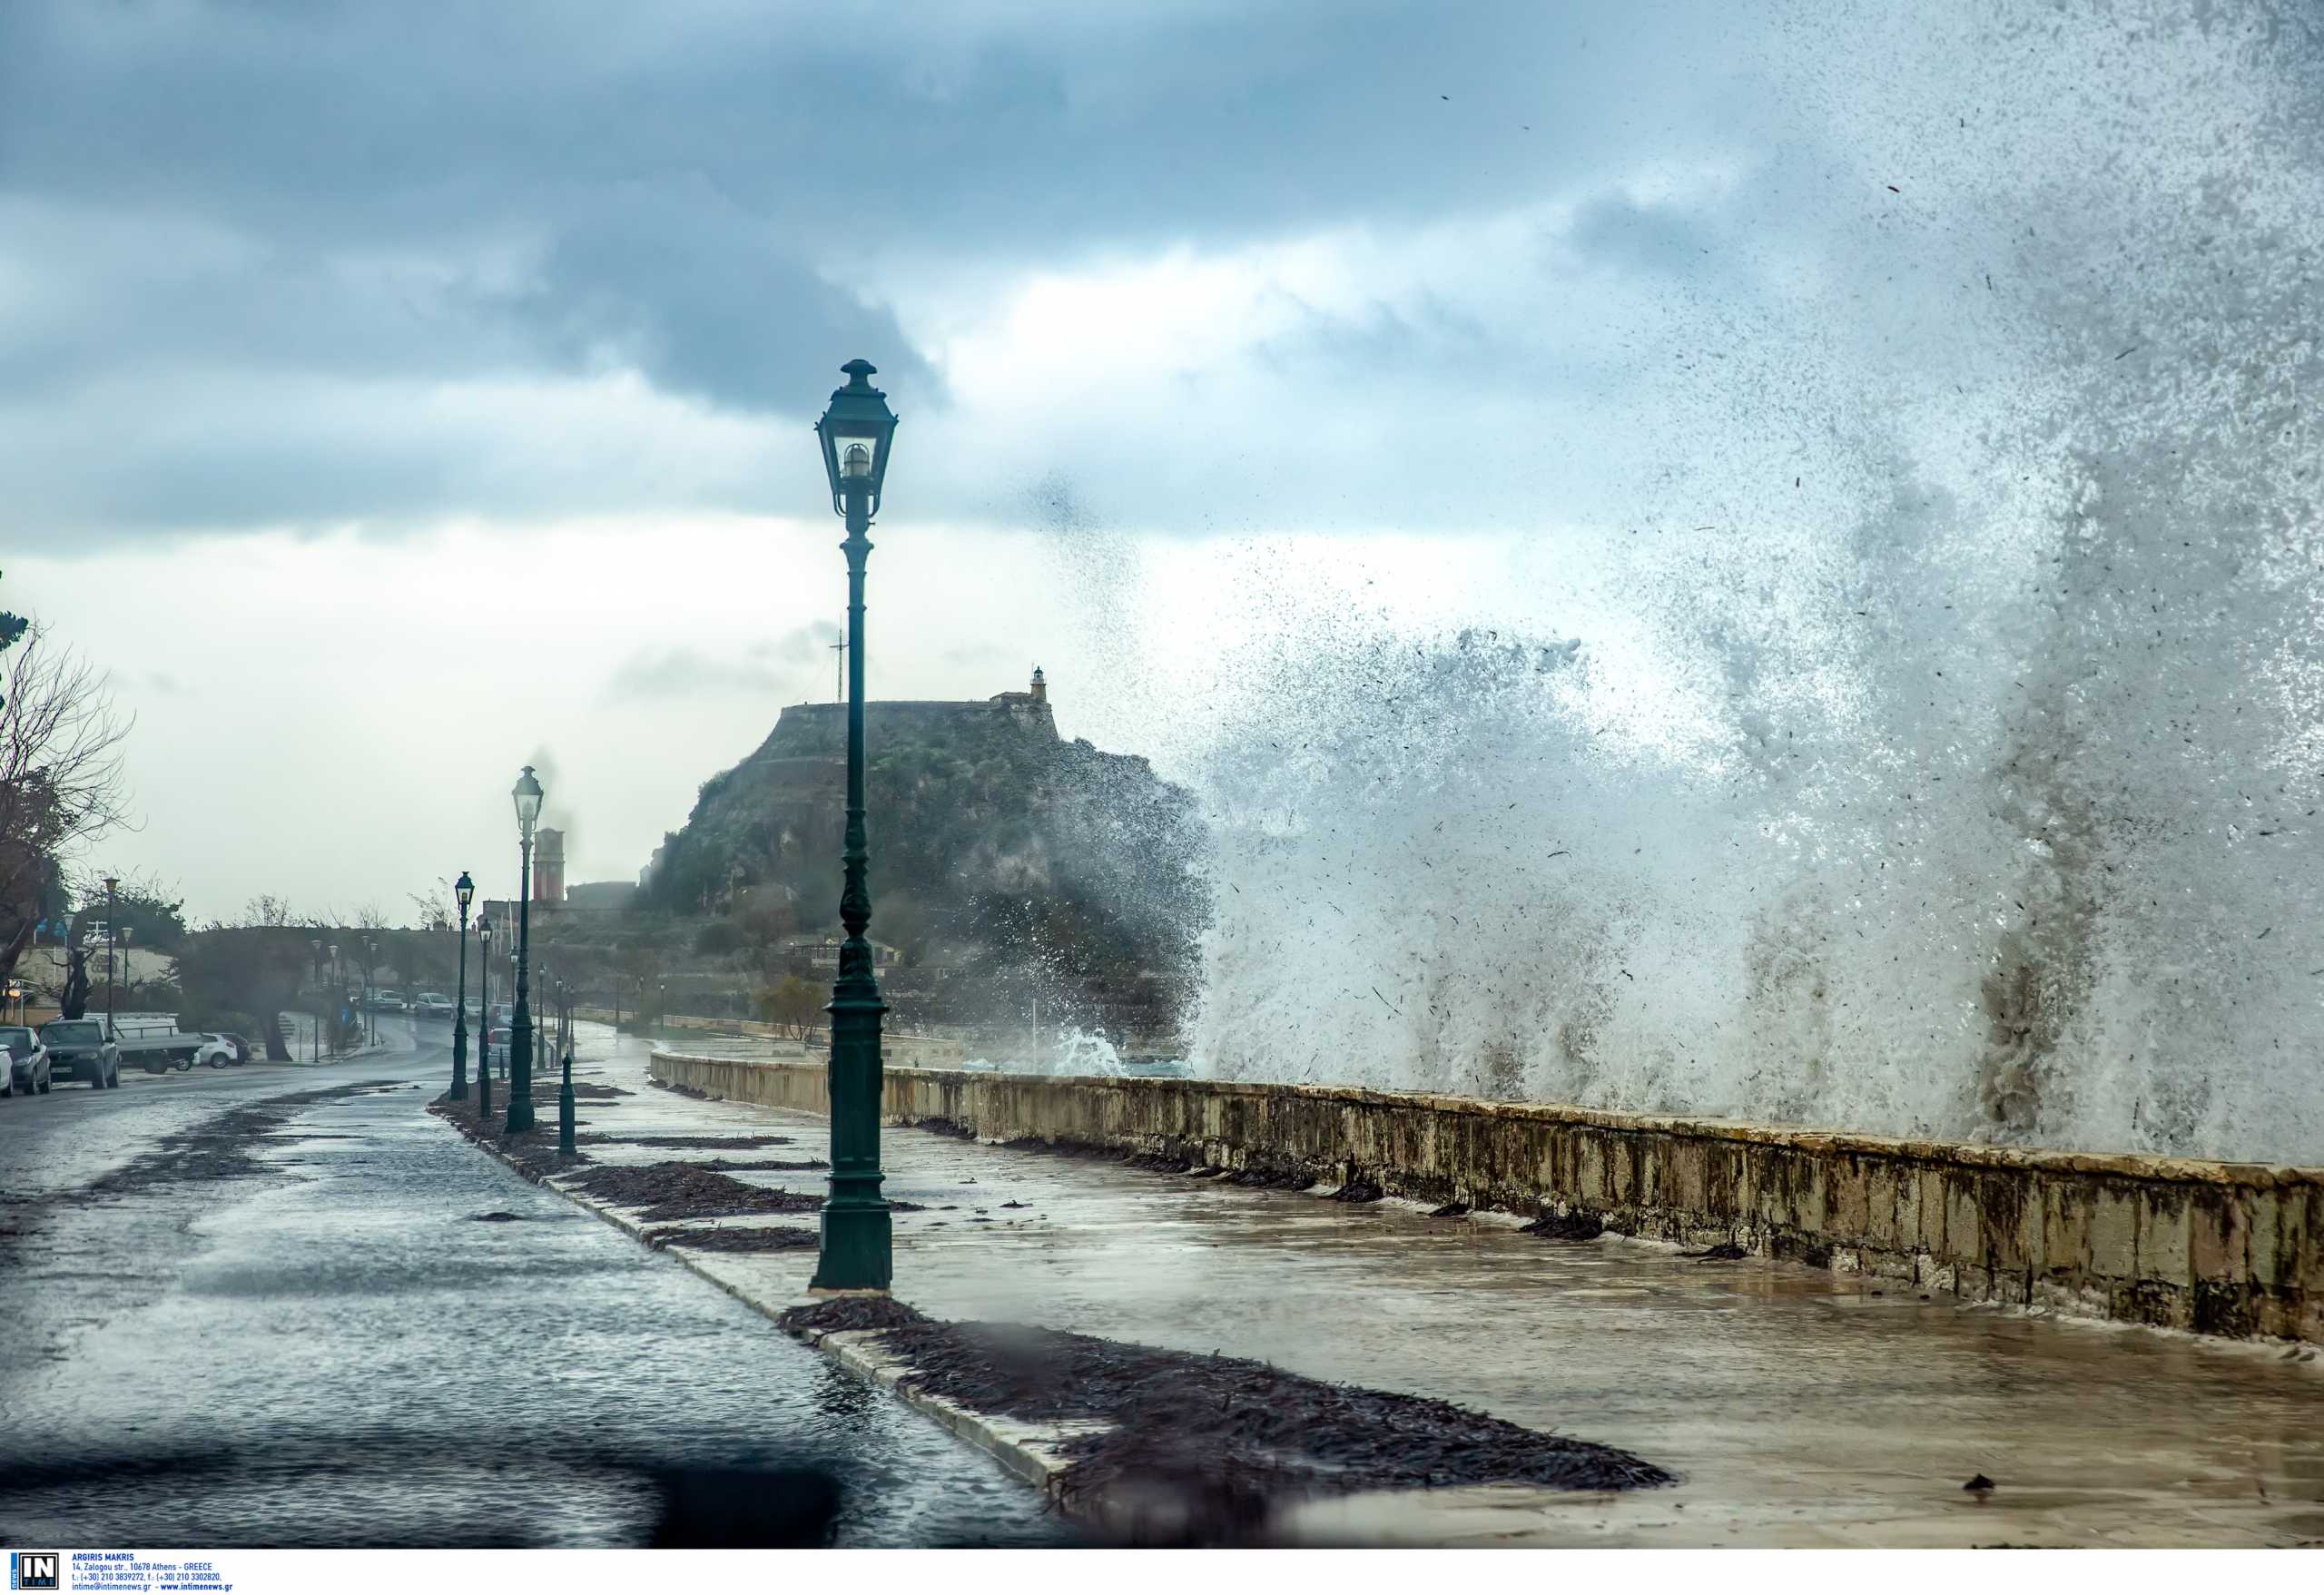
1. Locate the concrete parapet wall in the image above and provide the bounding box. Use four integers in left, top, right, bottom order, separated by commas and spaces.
650, 1053, 2323, 1344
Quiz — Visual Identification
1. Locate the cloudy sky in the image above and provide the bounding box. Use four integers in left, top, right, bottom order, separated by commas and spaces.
6, 0, 2315, 923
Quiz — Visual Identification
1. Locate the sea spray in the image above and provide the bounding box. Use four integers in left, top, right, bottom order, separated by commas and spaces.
1043, 1, 2324, 1163
1176, 5, 2324, 1162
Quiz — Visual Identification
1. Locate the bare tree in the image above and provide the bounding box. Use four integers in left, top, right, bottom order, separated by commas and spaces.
235, 894, 302, 929
408, 877, 458, 932
0, 619, 133, 982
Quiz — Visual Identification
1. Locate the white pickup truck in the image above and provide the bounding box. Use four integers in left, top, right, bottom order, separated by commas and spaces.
106, 1018, 215, 1073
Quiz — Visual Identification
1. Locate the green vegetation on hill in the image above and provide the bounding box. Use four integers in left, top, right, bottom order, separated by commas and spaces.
643, 698, 1206, 1021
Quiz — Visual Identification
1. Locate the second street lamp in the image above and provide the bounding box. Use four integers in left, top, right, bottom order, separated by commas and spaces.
556, 977, 576, 1158
476, 916, 494, 1117
810, 358, 900, 1293
450, 871, 475, 1100
103, 875, 119, 1042
506, 766, 544, 1134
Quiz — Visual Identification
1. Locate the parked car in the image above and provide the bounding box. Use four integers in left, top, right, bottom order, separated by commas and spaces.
0, 1026, 52, 1096
37, 1019, 121, 1089
415, 992, 454, 1019
368, 989, 407, 1012
218, 1031, 253, 1065
192, 1034, 239, 1068
481, 1027, 512, 1070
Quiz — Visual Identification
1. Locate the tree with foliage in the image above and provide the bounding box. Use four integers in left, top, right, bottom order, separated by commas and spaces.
173, 897, 321, 1061
94, 871, 187, 954
753, 973, 822, 1040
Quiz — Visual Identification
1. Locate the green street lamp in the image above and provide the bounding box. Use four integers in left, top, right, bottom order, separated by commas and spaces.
505, 765, 544, 1134
450, 871, 475, 1100
476, 916, 494, 1117
810, 358, 900, 1292
103, 875, 118, 1041
556, 976, 576, 1158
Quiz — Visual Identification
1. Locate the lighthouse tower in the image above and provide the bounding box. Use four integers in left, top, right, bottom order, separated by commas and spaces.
1030, 665, 1048, 704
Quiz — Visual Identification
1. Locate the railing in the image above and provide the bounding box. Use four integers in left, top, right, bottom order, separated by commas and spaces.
110, 1019, 183, 1039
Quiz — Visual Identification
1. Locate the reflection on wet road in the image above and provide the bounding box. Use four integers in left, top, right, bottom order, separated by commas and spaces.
0, 1030, 1066, 1547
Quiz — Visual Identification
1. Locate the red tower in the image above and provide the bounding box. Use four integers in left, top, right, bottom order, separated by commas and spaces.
533, 827, 566, 904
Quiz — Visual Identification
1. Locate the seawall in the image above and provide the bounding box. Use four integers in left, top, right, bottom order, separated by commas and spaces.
649, 1053, 2323, 1345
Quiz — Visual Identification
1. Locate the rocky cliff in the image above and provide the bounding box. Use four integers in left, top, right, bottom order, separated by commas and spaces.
643, 691, 1206, 1026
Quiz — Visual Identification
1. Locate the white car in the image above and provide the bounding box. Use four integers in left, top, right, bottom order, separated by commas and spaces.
415, 992, 455, 1019
192, 1033, 239, 1069
0, 1026, 53, 1095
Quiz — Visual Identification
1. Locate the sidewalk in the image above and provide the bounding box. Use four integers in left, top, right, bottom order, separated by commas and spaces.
514, 1025, 2324, 1549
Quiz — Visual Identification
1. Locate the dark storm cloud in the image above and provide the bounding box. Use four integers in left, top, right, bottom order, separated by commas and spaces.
514, 182, 922, 414
0, 0, 1750, 546
0, 1, 1727, 252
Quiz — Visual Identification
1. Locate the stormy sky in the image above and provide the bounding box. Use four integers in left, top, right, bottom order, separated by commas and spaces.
5, 0, 2315, 921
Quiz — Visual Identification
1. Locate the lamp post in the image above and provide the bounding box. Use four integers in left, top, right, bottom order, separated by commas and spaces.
361, 934, 377, 1047
506, 766, 544, 1134
477, 917, 494, 1117
310, 938, 322, 1062
450, 872, 475, 1100
328, 943, 340, 1055
556, 976, 576, 1158
810, 358, 900, 1292
102, 875, 118, 1040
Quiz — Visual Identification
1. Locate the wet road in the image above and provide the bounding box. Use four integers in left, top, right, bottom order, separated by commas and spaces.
0, 1023, 1066, 1547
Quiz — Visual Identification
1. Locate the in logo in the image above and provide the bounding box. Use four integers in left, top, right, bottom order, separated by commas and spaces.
8, 1552, 58, 1591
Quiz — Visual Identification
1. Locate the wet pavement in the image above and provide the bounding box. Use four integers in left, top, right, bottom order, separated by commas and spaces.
0, 1022, 1068, 1547
596, 1029, 2324, 1548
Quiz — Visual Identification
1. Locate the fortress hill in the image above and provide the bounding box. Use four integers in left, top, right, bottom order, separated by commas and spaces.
756, 666, 1057, 757
636, 669, 1203, 1029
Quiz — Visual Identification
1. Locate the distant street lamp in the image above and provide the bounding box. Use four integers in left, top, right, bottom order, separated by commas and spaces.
310, 939, 323, 1063
556, 976, 576, 1158
102, 875, 119, 1041
477, 917, 494, 1117
450, 871, 475, 1100
328, 943, 340, 1055
362, 934, 378, 1047
506, 766, 544, 1134
810, 358, 900, 1292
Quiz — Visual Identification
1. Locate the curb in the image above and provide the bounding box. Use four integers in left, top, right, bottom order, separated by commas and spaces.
429, 1099, 1095, 1517
804, 1327, 1098, 1498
